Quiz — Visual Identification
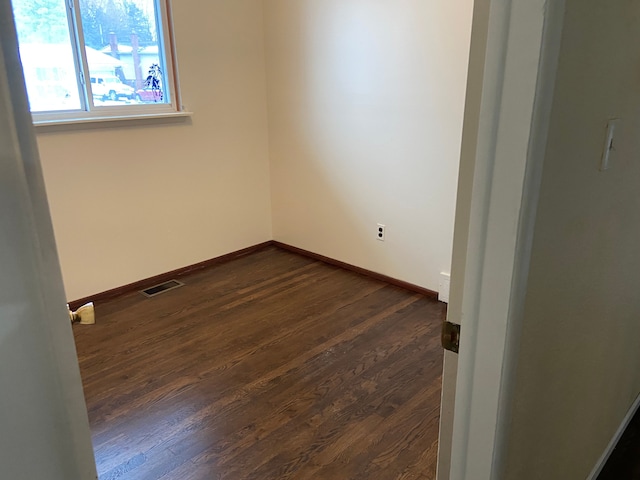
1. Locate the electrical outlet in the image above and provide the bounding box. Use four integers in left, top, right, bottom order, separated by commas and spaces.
377, 223, 385, 241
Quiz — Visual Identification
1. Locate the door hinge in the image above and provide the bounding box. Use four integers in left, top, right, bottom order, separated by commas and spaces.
79, 71, 85, 85
442, 321, 461, 354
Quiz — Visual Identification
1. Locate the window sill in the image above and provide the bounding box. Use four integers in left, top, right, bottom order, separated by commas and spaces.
33, 110, 193, 131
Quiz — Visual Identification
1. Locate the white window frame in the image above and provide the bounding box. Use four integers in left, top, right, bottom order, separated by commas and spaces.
14, 0, 185, 126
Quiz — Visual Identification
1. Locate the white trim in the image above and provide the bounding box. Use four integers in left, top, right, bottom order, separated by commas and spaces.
156, 0, 179, 109
33, 109, 192, 129
586, 393, 640, 480
0, 4, 98, 477
164, 0, 184, 110
491, 0, 566, 474
17, 0, 181, 123
70, 0, 93, 111
438, 272, 451, 304
447, 0, 566, 478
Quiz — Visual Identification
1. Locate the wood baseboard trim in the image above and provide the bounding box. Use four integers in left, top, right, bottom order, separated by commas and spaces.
272, 241, 439, 300
67, 241, 273, 310
586, 392, 640, 480
69, 240, 439, 310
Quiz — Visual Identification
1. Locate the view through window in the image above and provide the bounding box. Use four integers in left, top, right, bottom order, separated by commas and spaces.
11, 0, 174, 117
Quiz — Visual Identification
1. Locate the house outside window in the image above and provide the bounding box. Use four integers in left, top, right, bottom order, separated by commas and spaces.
10, 0, 181, 123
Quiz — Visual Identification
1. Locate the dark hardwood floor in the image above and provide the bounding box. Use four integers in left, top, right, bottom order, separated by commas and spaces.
73, 246, 446, 480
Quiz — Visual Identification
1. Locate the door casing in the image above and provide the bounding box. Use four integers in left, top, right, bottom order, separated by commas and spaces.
437, 0, 567, 478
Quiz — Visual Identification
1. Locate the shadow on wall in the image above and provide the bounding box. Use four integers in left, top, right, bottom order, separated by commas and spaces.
266, 0, 472, 291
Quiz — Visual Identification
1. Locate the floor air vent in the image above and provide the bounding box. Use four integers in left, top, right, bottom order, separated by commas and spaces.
141, 280, 184, 298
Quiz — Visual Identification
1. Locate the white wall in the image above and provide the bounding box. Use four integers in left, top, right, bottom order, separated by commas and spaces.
264, 0, 473, 291
37, 0, 272, 301
504, 1, 640, 477
37, 0, 475, 301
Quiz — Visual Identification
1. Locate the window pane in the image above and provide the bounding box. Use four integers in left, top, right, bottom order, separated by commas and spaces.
12, 0, 82, 112
79, 0, 169, 106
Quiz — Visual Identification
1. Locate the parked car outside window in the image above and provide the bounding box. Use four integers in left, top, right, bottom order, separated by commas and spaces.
90, 75, 135, 101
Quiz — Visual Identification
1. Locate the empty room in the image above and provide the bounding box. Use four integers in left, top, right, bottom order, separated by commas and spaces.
6, 0, 640, 479
3, 0, 473, 478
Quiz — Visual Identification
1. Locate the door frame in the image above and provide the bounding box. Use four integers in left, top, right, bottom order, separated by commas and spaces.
441, 0, 566, 478
0, 4, 97, 478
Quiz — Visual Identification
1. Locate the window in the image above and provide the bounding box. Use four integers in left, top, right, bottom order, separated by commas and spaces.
11, 0, 180, 123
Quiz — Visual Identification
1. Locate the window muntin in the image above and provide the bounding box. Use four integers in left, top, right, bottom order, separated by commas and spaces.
11, 0, 177, 121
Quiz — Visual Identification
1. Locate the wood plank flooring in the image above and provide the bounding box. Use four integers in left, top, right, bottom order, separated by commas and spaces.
73, 246, 446, 480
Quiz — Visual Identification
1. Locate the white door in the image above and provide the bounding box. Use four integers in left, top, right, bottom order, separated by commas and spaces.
436, 0, 566, 478
0, 7, 97, 480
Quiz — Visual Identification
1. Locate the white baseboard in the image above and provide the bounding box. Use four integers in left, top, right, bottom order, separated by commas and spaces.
438, 272, 451, 303
586, 392, 640, 480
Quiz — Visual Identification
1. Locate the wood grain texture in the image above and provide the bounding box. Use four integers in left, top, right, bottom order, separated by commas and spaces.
73, 246, 445, 480
68, 241, 273, 311
273, 241, 439, 300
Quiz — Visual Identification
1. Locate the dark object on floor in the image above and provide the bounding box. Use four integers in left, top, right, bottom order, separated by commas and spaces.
598, 406, 640, 480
